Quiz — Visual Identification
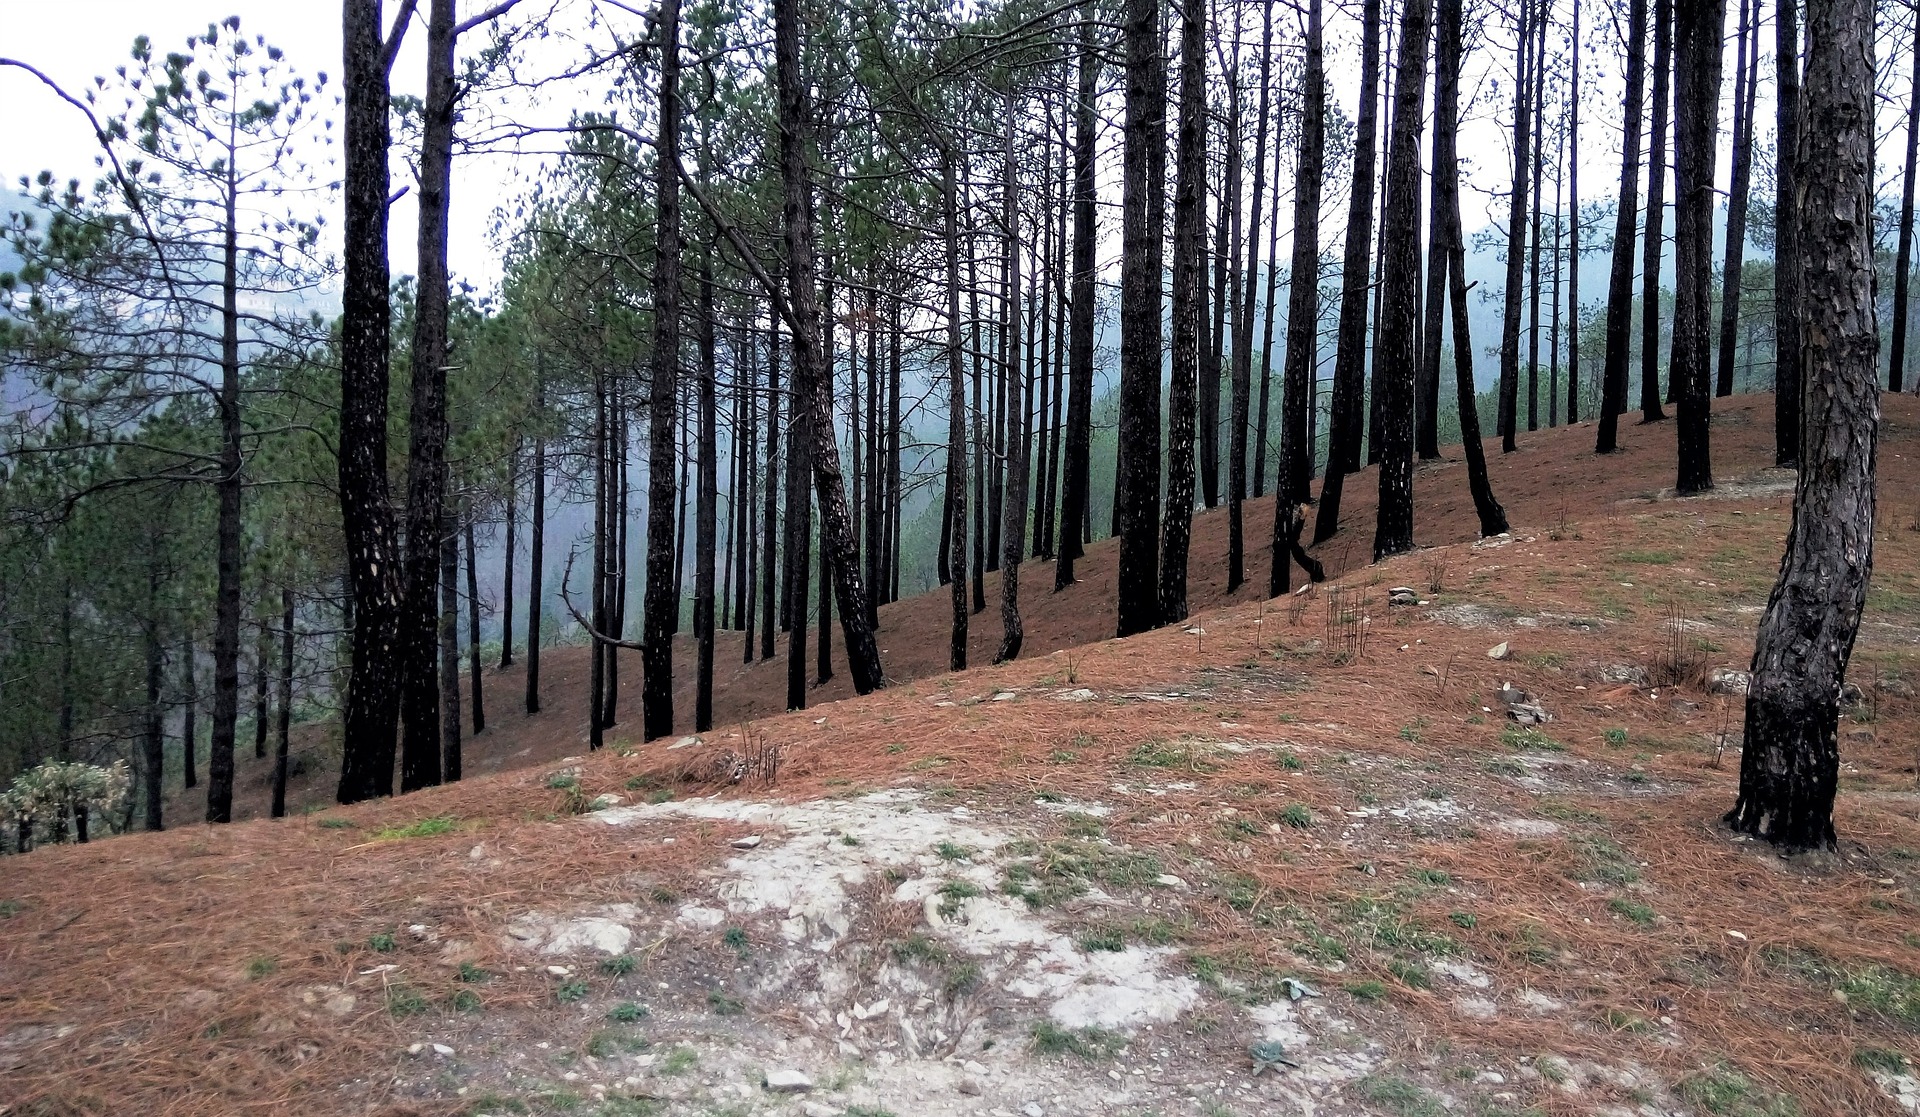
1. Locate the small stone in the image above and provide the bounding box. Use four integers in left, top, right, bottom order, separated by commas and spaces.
407, 1043, 425, 1056
963, 1060, 989, 1075
431, 1043, 454, 1057
1599, 664, 1650, 686
1487, 642, 1510, 660
992, 691, 1017, 702
589, 794, 622, 810
1052, 688, 1097, 702
1154, 874, 1190, 890
546, 965, 573, 977
1726, 929, 1748, 942
764, 1068, 814, 1093
669, 735, 699, 750
802, 1103, 841, 1117
732, 835, 763, 850
957, 1077, 984, 1096
1707, 668, 1752, 696
1022, 1105, 1045, 1117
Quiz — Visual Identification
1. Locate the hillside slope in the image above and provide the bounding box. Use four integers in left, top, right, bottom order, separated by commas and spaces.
195, 391, 1909, 821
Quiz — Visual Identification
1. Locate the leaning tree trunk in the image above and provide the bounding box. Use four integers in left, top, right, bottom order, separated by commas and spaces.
1775, 0, 1802, 463
1435, 0, 1509, 537
642, 0, 682, 740
1313, 0, 1383, 544
771, 0, 882, 693
1055, 10, 1098, 591
1113, 0, 1167, 637
1725, 0, 1876, 852
1372, 0, 1433, 561
1671, 0, 1726, 494
1160, 0, 1206, 626
1641, 0, 1672, 422
1597, 0, 1647, 453
398, 0, 456, 793
1274, 0, 1325, 596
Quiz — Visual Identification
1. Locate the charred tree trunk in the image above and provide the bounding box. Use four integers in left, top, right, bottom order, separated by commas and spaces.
207, 160, 245, 824
181, 637, 198, 789
1313, 0, 1383, 544
1496, 0, 1534, 454
1597, 0, 1647, 453
439, 510, 461, 782
1891, 5, 1919, 392
1565, 0, 1582, 424
398, 0, 456, 794
696, 254, 718, 731
1641, 0, 1672, 422
1055, 12, 1099, 591
761, 314, 781, 662
998, 107, 1030, 660
464, 514, 483, 736
1672, 0, 1726, 494
1373, 0, 1432, 561
253, 615, 271, 760
1725, 0, 1876, 851
1229, 0, 1275, 591
526, 353, 546, 713
1114, 0, 1167, 637
643, 0, 682, 740
1714, 0, 1759, 398
143, 558, 165, 831
499, 442, 516, 668
944, 155, 971, 669
1775, 0, 1802, 462
1274, 0, 1326, 595
1160, 0, 1205, 625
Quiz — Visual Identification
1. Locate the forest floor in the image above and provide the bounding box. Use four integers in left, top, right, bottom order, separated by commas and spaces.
10, 393, 1920, 1116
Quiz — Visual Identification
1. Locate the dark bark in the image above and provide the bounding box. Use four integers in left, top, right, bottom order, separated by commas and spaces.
998, 105, 1029, 660
439, 510, 461, 781
1641, 0, 1672, 422
761, 314, 780, 662
398, 0, 456, 793
1714, 0, 1759, 398
1160, 0, 1205, 625
1435, 0, 1508, 536
1496, 0, 1534, 454
1229, 0, 1275, 591
1891, 4, 1919, 392
1114, 0, 1167, 637
887, 296, 903, 604
1055, 12, 1098, 591
464, 515, 482, 737
696, 255, 717, 731
253, 615, 271, 760
1725, 0, 1876, 851
643, 0, 682, 740
1672, 0, 1726, 494
500, 441, 516, 668
1314, 0, 1383, 544
271, 586, 294, 819
944, 155, 971, 669
772, 0, 883, 694
525, 353, 546, 713
1274, 0, 1325, 598
1565, 0, 1582, 424
1202, 71, 1234, 513
206, 150, 245, 824
1598, 0, 1647, 453
181, 637, 197, 789
143, 558, 165, 832
1775, 0, 1802, 463
1254, 112, 1282, 500
817, 270, 835, 686
589, 376, 608, 751
969, 233, 987, 612
1372, 0, 1432, 561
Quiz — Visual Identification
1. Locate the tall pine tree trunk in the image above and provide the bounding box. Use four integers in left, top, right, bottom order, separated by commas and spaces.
439, 510, 461, 781
1274, 0, 1326, 595
526, 353, 546, 713
944, 153, 971, 670
1373, 0, 1432, 561
1775, 0, 1802, 462
642, 0, 682, 739
1230, 0, 1275, 590
1641, 0, 1672, 422
1055, 12, 1098, 591
1314, 0, 1384, 543
1725, 0, 1876, 852
465, 516, 482, 736
1114, 0, 1167, 637
696, 254, 718, 731
1890, 6, 1919, 392
271, 586, 294, 818
1161, 0, 1206, 626
1672, 0, 1726, 494
1598, 0, 1647, 453
1496, 0, 1533, 454
1714, 0, 1759, 398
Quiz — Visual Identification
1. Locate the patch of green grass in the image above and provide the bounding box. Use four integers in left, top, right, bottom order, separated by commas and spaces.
316, 817, 354, 830
1536, 799, 1604, 823
594, 1096, 663, 1116
1835, 965, 1920, 1031
1061, 812, 1105, 838
1481, 756, 1528, 778
1001, 838, 1162, 909
367, 931, 397, 953
450, 988, 483, 1013
646, 789, 673, 805
658, 1046, 699, 1075
721, 926, 750, 955
585, 1028, 649, 1058
1854, 1047, 1910, 1074
608, 1001, 649, 1023
1276, 750, 1304, 770
934, 841, 972, 861
706, 989, 744, 1015
1617, 549, 1679, 566
842, 1107, 901, 1117
1572, 836, 1641, 885
1220, 816, 1262, 839
1521, 651, 1568, 669
1387, 958, 1431, 989
461, 1093, 529, 1115
1398, 724, 1423, 743
1078, 927, 1126, 953
1030, 1020, 1123, 1060
1603, 1007, 1654, 1033
1278, 803, 1314, 829
600, 954, 637, 976
1608, 898, 1656, 926
1345, 980, 1389, 1002
1409, 867, 1452, 886
1677, 1065, 1802, 1116
547, 772, 580, 790
374, 815, 459, 841
1448, 911, 1478, 929
556, 979, 590, 1004
1049, 750, 1079, 764
1127, 737, 1218, 772
937, 878, 985, 917
1358, 1073, 1448, 1117
459, 961, 491, 984
246, 956, 278, 979
1604, 727, 1630, 747
386, 984, 429, 1017
1501, 725, 1564, 752
890, 933, 980, 995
